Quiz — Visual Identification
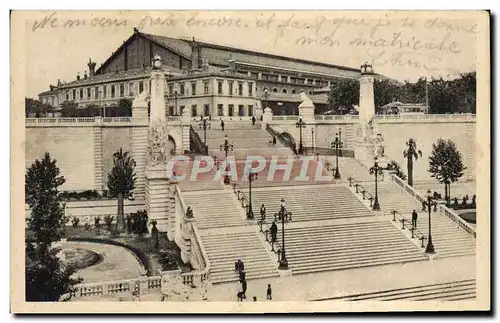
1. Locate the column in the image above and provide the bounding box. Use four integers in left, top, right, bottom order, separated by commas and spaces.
93, 119, 103, 192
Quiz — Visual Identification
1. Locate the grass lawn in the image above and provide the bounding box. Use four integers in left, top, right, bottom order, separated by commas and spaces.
459, 211, 476, 224
61, 226, 191, 276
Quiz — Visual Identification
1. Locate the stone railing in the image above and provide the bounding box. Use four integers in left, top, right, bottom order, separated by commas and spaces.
440, 204, 477, 238
68, 275, 162, 300
390, 174, 476, 238
175, 185, 211, 286
25, 117, 150, 126
271, 115, 300, 121
189, 125, 208, 155
314, 115, 360, 121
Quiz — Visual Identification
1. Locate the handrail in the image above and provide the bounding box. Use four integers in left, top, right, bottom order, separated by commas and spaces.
189, 125, 208, 155
390, 209, 427, 249
391, 174, 426, 204
440, 204, 476, 238
231, 183, 250, 213
347, 177, 376, 207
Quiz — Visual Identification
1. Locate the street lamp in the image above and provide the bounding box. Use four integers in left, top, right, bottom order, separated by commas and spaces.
247, 170, 258, 219
425, 189, 435, 254
330, 133, 343, 180
338, 128, 343, 157
198, 117, 211, 146
295, 117, 306, 155
311, 128, 315, 150
369, 157, 384, 211
275, 198, 292, 270
220, 134, 234, 185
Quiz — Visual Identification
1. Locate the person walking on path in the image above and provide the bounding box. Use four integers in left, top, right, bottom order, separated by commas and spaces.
221, 119, 225, 131
266, 284, 272, 300
270, 221, 278, 243
252, 116, 256, 126
412, 210, 418, 228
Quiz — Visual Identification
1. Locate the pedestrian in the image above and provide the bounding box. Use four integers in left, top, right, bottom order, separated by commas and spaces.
272, 136, 277, 145
412, 210, 418, 228
234, 260, 239, 272
237, 291, 244, 301
242, 280, 247, 298
252, 116, 256, 126
239, 270, 246, 282
266, 284, 272, 300
270, 221, 278, 243
253, 296, 257, 302
221, 119, 225, 131
260, 204, 266, 221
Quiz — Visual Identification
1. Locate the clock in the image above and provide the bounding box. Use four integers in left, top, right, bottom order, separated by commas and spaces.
153, 54, 162, 69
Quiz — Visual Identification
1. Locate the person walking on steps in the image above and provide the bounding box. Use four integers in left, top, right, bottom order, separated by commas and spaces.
241, 280, 248, 299
412, 210, 418, 228
221, 119, 225, 131
266, 284, 272, 300
270, 221, 278, 243
260, 204, 266, 221
252, 116, 256, 126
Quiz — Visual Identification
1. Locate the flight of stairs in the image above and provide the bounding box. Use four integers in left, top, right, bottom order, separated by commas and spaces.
200, 231, 279, 284
247, 185, 374, 222
335, 157, 373, 182
279, 221, 428, 275
363, 182, 476, 259
173, 159, 224, 192
315, 279, 476, 301
181, 191, 247, 230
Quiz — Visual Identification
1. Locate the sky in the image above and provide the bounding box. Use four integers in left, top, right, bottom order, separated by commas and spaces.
21, 10, 482, 99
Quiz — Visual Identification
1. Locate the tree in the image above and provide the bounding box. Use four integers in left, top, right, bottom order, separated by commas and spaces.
327, 78, 359, 114
60, 101, 78, 117
25, 153, 81, 301
387, 160, 407, 180
117, 98, 133, 117
428, 139, 466, 205
403, 138, 422, 187
373, 79, 403, 110
107, 148, 136, 233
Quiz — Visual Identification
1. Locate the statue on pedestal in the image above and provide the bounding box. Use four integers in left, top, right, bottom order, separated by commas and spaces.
146, 120, 169, 168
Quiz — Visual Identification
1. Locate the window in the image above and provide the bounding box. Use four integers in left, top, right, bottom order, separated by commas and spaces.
218, 81, 223, 94
307, 79, 314, 85
103, 86, 107, 98
72, 89, 76, 100
229, 82, 233, 95
248, 83, 253, 96
111, 85, 115, 98
238, 105, 245, 116
248, 105, 253, 116
292, 89, 296, 94
129, 82, 134, 96
180, 84, 185, 95
95, 87, 99, 99
282, 88, 288, 94
66, 92, 69, 101
204, 104, 210, 116
204, 81, 209, 94
168, 84, 173, 96
273, 88, 278, 93
168, 106, 174, 116
191, 105, 197, 117
308, 91, 313, 95
217, 104, 223, 116
238, 83, 243, 96
180, 105, 185, 115
228, 104, 234, 116
191, 82, 196, 96
120, 84, 125, 97
139, 81, 144, 93
87, 88, 91, 99
79, 89, 83, 99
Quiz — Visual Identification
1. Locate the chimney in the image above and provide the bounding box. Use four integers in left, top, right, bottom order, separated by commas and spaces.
88, 58, 96, 76
77, 72, 80, 81
84, 71, 88, 79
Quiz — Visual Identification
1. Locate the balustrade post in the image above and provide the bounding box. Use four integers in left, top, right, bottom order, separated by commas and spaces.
420, 237, 425, 248
362, 191, 366, 200
355, 184, 359, 193
410, 227, 415, 239
392, 211, 396, 222
265, 230, 269, 242
348, 178, 352, 187
401, 219, 406, 229
369, 197, 373, 207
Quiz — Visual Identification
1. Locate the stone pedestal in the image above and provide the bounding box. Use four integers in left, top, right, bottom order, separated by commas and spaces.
298, 93, 315, 123
262, 107, 273, 129
180, 216, 194, 264
145, 165, 170, 232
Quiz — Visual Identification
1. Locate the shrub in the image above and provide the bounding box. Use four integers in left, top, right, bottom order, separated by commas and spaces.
71, 217, 80, 228
102, 189, 108, 198
104, 215, 114, 232
454, 197, 459, 205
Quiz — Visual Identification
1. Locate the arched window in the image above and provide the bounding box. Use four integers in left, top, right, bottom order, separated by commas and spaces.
308, 90, 313, 95
273, 88, 278, 93
282, 88, 288, 94
291, 89, 296, 94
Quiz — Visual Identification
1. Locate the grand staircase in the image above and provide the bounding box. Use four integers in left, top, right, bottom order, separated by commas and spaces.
200, 231, 279, 284
181, 190, 247, 230
362, 181, 476, 259
174, 159, 224, 192
315, 279, 476, 301
280, 221, 428, 275
247, 185, 373, 222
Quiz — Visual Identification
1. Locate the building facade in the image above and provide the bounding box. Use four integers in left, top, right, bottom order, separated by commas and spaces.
39, 29, 367, 116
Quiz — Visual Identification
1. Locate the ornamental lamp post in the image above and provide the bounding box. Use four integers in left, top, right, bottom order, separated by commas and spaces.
330, 133, 343, 180
220, 134, 234, 185
278, 198, 289, 270
338, 128, 343, 157
295, 117, 306, 155
425, 189, 435, 254
247, 170, 258, 219
369, 157, 384, 211
199, 117, 211, 146
311, 128, 315, 150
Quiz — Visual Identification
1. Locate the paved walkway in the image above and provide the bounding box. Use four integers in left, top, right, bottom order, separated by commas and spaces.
62, 241, 145, 283
209, 255, 476, 301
